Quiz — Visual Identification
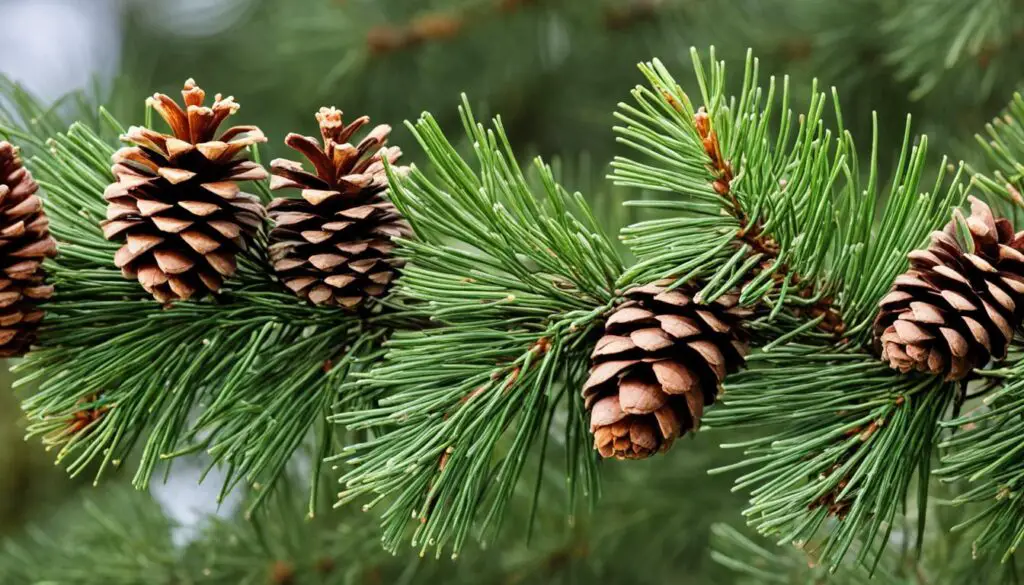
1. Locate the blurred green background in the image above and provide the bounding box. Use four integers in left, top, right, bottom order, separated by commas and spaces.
0, 0, 1022, 583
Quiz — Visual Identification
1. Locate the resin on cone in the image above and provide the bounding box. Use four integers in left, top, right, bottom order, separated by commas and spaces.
0, 142, 57, 357
583, 280, 749, 459
267, 107, 410, 309
101, 79, 268, 303
875, 196, 1024, 381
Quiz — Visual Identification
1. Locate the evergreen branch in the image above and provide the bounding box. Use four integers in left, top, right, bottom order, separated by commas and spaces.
832, 116, 966, 344
972, 92, 1024, 223
940, 97, 1024, 561
0, 477, 391, 585
0, 486, 181, 585
362, 0, 673, 57
0, 451, 742, 585
193, 477, 393, 585
364, 0, 543, 57
613, 48, 967, 348
183, 322, 377, 516
0, 75, 96, 156
13, 118, 397, 510
937, 345, 1024, 562
883, 0, 1024, 102
613, 48, 849, 316
705, 345, 957, 572
390, 97, 622, 318
710, 523, 889, 585
337, 324, 596, 556
335, 98, 623, 557
711, 514, 1021, 585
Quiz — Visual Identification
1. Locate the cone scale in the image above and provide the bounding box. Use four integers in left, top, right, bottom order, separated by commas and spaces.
267, 107, 410, 310
583, 281, 749, 459
101, 79, 268, 303
0, 142, 57, 357
874, 196, 1024, 381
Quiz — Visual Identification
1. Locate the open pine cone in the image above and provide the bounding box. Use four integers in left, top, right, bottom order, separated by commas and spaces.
583, 281, 749, 459
101, 79, 268, 303
0, 142, 57, 357
874, 196, 1024, 380
267, 107, 410, 309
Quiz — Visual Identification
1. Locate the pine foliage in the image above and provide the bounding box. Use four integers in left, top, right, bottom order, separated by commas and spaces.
0, 110, 408, 515
936, 94, 1024, 563
336, 97, 622, 556
4, 0, 1024, 577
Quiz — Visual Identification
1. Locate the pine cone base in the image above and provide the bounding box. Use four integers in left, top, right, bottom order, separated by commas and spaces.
583, 281, 749, 460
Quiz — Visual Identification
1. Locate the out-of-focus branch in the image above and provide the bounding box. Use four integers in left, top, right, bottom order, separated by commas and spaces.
365, 0, 673, 56
366, 0, 538, 56
603, 0, 666, 30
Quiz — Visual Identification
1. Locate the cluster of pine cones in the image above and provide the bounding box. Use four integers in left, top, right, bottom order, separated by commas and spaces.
582, 195, 1024, 461
7, 78, 1024, 465
0, 80, 411, 357
104, 80, 410, 308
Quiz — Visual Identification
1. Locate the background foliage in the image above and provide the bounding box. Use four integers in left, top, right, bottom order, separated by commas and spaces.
1, 0, 1023, 583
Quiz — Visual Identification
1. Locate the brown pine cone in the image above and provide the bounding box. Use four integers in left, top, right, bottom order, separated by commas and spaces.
583, 281, 749, 459
874, 196, 1024, 380
101, 79, 268, 303
267, 107, 410, 309
0, 142, 57, 357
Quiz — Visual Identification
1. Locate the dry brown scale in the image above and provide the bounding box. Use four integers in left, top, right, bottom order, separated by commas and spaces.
808, 462, 853, 519
874, 196, 1024, 381
43, 394, 108, 449
583, 280, 749, 459
0, 142, 57, 357
101, 79, 268, 303
267, 108, 410, 310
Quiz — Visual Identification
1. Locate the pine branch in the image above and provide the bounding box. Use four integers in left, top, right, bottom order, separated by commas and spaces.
335, 96, 623, 557
711, 514, 1023, 585
0, 476, 391, 585
365, 0, 543, 57
613, 48, 848, 318
611, 48, 982, 574
0, 486, 182, 585
0, 75, 95, 156
710, 523, 889, 585
10, 112, 405, 513
884, 0, 1024, 102
936, 93, 1024, 563
706, 346, 956, 572
613, 47, 966, 345
972, 92, 1024, 224
0, 450, 740, 585
937, 344, 1024, 562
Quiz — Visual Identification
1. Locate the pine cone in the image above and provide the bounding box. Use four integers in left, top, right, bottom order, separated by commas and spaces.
101, 79, 268, 303
583, 281, 749, 459
267, 108, 410, 309
0, 142, 57, 357
874, 196, 1024, 380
